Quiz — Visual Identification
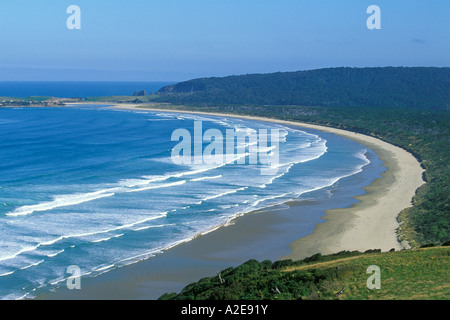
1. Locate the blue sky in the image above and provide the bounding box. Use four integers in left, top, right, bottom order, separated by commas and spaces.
0, 0, 448, 81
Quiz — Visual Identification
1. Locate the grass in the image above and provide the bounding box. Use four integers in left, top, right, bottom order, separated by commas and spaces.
283, 247, 449, 300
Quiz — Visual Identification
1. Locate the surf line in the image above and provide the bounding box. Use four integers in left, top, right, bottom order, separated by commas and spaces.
171, 120, 281, 176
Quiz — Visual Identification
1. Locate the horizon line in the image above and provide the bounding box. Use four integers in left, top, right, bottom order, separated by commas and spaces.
1, 65, 448, 83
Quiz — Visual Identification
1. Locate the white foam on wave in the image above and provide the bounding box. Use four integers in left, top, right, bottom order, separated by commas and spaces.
20, 259, 45, 270
258, 163, 294, 188
46, 249, 65, 258
276, 124, 321, 140
94, 264, 115, 273
4, 147, 251, 220
154, 113, 176, 119
218, 204, 239, 209
118, 175, 173, 187
132, 223, 174, 232
251, 193, 291, 207
161, 112, 233, 128
122, 180, 186, 193
255, 137, 327, 189
0, 270, 15, 277
199, 186, 248, 203
91, 234, 124, 243
4, 149, 232, 218
190, 175, 222, 182
6, 173, 192, 218
291, 153, 372, 200
114, 235, 200, 268
0, 212, 168, 263
48, 269, 93, 287
5, 190, 117, 217
355, 150, 371, 165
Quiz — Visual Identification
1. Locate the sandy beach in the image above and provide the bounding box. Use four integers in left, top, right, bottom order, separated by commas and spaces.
112, 104, 425, 258
39, 103, 425, 299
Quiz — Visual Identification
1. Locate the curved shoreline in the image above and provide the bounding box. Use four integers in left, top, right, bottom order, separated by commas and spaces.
111, 104, 425, 259
34, 103, 425, 299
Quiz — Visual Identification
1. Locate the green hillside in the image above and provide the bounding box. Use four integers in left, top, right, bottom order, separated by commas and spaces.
156, 67, 450, 109
159, 246, 450, 300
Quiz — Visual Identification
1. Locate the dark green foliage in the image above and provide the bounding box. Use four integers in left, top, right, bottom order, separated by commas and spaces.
158, 262, 329, 300
158, 251, 367, 300
364, 249, 382, 254
158, 246, 450, 300
272, 259, 294, 269
420, 243, 436, 248
157, 67, 450, 110
302, 253, 323, 263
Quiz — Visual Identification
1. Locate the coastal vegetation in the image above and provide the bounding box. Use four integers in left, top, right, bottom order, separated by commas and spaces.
155, 67, 450, 110
0, 96, 78, 107
84, 95, 158, 104
159, 245, 449, 300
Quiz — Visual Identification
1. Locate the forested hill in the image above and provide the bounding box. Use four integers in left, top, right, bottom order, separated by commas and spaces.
156, 67, 450, 109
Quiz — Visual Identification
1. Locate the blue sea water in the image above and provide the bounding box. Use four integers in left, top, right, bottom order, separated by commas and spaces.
0, 81, 173, 98
0, 104, 384, 299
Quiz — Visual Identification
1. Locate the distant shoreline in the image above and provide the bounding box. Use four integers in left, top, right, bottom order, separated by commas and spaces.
110, 103, 425, 259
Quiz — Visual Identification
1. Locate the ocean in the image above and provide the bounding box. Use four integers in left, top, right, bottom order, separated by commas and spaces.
0, 103, 385, 300
0, 81, 173, 98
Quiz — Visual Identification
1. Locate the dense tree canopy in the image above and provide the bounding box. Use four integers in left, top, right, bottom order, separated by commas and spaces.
157, 67, 450, 110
